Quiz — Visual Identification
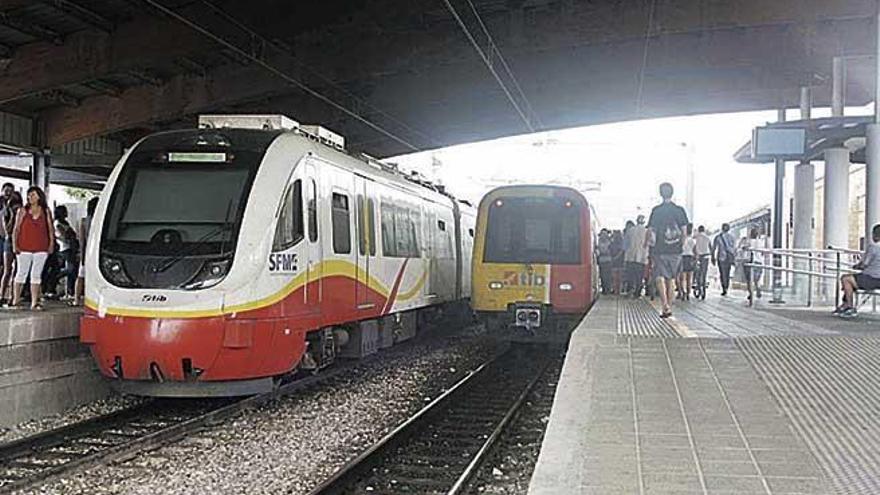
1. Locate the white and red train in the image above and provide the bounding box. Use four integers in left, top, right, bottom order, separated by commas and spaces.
81, 115, 475, 396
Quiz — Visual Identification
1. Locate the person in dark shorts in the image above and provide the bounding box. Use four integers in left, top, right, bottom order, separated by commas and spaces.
836, 224, 880, 318
647, 182, 689, 318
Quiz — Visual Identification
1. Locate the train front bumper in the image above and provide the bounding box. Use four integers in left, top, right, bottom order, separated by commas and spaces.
80, 312, 305, 396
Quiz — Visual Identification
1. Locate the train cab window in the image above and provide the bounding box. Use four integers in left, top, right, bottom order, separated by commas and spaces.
356, 195, 376, 256
332, 192, 351, 254
308, 179, 318, 242
484, 197, 581, 264
272, 180, 303, 252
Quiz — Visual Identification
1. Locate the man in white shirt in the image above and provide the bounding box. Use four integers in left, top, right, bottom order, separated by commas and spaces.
694, 225, 711, 300
837, 224, 880, 317
624, 215, 648, 297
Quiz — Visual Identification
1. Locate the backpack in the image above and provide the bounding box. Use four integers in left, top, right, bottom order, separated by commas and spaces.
659, 207, 683, 249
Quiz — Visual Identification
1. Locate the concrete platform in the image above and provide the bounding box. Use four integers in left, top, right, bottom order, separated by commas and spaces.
0, 304, 109, 427
529, 294, 880, 495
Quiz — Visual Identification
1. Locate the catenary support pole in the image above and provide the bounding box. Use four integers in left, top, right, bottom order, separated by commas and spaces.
771, 108, 786, 303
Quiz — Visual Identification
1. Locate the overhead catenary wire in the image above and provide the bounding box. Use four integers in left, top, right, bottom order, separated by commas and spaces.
198, 0, 441, 148
141, 0, 421, 152
442, 0, 536, 132
463, 0, 542, 129
635, 0, 657, 116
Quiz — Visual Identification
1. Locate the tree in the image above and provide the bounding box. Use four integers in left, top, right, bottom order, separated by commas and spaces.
63, 187, 99, 201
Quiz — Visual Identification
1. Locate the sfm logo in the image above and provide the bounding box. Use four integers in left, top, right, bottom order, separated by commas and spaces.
142, 294, 168, 303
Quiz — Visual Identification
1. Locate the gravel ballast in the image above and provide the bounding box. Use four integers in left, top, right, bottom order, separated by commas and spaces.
467, 348, 565, 495
22, 330, 501, 495
0, 396, 145, 445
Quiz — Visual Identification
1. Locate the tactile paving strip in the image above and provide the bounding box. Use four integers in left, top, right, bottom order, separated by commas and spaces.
739, 336, 880, 495
618, 298, 680, 338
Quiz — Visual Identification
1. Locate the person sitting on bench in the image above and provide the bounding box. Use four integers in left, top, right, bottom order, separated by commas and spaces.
836, 224, 880, 318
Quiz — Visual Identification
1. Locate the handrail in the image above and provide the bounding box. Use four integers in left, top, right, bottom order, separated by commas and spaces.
742, 246, 867, 308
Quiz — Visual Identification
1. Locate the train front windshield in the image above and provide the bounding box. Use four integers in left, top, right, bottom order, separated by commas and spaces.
102, 129, 279, 257
484, 196, 581, 264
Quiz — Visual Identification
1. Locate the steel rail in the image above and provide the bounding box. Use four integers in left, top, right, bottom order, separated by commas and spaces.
446, 357, 550, 495
0, 367, 347, 493
308, 346, 552, 495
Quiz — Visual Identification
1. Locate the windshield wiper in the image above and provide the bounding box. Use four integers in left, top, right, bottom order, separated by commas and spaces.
154, 200, 235, 273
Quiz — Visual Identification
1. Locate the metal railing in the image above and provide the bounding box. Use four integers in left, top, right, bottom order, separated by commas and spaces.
743, 247, 876, 310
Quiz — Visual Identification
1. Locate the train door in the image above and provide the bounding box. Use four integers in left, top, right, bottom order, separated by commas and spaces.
426, 205, 438, 299
305, 161, 322, 310
355, 176, 377, 311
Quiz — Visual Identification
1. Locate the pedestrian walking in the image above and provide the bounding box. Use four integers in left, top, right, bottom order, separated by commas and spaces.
624, 215, 649, 297
679, 223, 695, 301
647, 182, 689, 318
694, 225, 711, 300
712, 223, 736, 296
597, 229, 613, 294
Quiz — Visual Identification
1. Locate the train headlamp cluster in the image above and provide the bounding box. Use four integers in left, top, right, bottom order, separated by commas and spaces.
558, 283, 573, 291
183, 259, 232, 290
488, 281, 503, 290
100, 256, 135, 288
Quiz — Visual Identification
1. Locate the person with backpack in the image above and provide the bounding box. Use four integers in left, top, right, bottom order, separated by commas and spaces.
647, 182, 689, 318
712, 223, 737, 296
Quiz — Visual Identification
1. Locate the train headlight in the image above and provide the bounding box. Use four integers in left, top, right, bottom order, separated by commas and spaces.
100, 256, 135, 287
558, 283, 573, 291
528, 310, 540, 321
183, 259, 231, 290
489, 281, 503, 290
517, 312, 528, 321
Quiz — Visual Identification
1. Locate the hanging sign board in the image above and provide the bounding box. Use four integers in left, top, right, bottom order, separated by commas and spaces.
751, 127, 806, 160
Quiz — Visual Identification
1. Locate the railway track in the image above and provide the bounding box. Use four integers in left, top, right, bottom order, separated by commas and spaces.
0, 369, 343, 494
307, 344, 554, 495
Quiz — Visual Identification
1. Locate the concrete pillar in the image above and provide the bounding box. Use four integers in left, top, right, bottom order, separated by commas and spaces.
793, 87, 814, 252
823, 56, 851, 250
822, 149, 850, 249
31, 152, 49, 193
793, 162, 815, 251
867, 124, 880, 244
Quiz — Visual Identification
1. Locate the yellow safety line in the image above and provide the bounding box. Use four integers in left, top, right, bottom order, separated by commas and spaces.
647, 298, 696, 338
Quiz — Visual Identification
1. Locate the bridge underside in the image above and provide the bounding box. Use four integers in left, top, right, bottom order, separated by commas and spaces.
0, 0, 876, 170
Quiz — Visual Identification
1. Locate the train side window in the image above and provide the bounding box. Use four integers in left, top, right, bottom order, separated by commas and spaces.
357, 195, 376, 256
332, 192, 351, 254
408, 208, 421, 255
437, 220, 446, 231
308, 179, 318, 242
381, 201, 396, 257
272, 180, 303, 252
469, 228, 474, 237
367, 198, 377, 256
